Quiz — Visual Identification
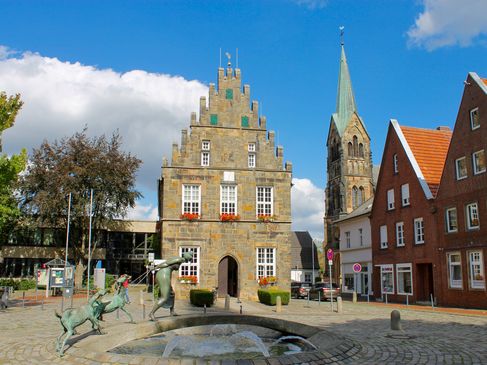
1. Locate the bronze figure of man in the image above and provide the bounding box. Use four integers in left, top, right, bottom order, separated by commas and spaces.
148, 251, 193, 321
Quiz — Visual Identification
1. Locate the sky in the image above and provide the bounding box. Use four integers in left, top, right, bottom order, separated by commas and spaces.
1, 0, 487, 239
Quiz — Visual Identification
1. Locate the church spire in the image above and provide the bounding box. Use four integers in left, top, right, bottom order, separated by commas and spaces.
335, 30, 357, 134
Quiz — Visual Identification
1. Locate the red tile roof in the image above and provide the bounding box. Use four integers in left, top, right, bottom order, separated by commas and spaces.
482, 78, 487, 86
400, 126, 452, 197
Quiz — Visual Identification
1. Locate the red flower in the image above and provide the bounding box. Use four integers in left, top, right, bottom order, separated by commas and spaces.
220, 213, 241, 222
180, 213, 200, 221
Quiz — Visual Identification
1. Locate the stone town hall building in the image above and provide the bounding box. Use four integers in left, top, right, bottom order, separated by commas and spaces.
158, 61, 292, 300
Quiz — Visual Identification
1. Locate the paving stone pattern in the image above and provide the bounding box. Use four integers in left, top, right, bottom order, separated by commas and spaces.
0, 289, 486, 364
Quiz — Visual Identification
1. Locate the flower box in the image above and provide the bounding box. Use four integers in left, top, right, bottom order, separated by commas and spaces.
180, 213, 200, 221
257, 214, 275, 223
258, 276, 277, 287
220, 213, 241, 222
178, 275, 198, 284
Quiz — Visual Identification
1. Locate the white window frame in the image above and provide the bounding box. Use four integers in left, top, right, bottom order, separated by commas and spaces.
387, 189, 395, 210
455, 157, 467, 180
201, 151, 210, 167
469, 251, 485, 289
393, 154, 398, 174
414, 217, 424, 244
396, 222, 405, 247
220, 185, 237, 215
472, 150, 486, 175
256, 186, 273, 216
466, 202, 480, 230
380, 225, 388, 249
446, 207, 458, 233
396, 263, 413, 295
380, 264, 394, 294
447, 252, 462, 289
401, 184, 410, 206
182, 185, 201, 215
359, 228, 363, 247
178, 246, 200, 282
470, 107, 480, 130
345, 231, 351, 249
248, 143, 256, 152
248, 153, 256, 168
202, 140, 210, 150
256, 247, 276, 278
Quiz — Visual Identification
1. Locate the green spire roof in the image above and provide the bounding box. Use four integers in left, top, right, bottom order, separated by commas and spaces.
333, 45, 357, 136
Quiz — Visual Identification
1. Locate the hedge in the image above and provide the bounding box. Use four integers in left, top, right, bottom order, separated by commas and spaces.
0, 278, 36, 291
257, 287, 290, 306
190, 289, 215, 307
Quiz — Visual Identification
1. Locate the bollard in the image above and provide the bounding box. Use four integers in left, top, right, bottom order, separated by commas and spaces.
367, 293, 370, 303
318, 291, 321, 305
406, 295, 409, 306
139, 290, 144, 306
304, 291, 310, 308
276, 296, 282, 313
385, 293, 388, 304
142, 303, 146, 320
240, 305, 242, 315
352, 291, 357, 304
391, 310, 402, 330
224, 294, 230, 311
22, 291, 25, 308
430, 294, 435, 309
336, 296, 343, 314
204, 304, 207, 315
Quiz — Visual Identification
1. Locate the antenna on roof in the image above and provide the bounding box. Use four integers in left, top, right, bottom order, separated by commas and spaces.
219, 48, 222, 68
225, 52, 231, 67
236, 48, 239, 68
339, 26, 345, 46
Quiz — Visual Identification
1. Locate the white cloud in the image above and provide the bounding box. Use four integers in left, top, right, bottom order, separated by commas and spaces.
126, 203, 158, 221
408, 0, 487, 50
292, 0, 328, 10
0, 46, 208, 196
291, 178, 324, 240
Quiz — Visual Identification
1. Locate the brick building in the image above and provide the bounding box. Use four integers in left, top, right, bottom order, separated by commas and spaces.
158, 61, 292, 300
435, 72, 487, 308
371, 120, 451, 303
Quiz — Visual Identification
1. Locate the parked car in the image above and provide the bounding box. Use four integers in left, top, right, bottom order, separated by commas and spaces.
291, 282, 312, 299
308, 282, 340, 301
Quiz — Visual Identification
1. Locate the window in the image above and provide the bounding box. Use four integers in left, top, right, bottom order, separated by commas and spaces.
396, 222, 405, 246
387, 189, 395, 210
179, 246, 200, 282
469, 251, 485, 289
414, 218, 424, 244
359, 143, 364, 158
210, 114, 218, 125
256, 247, 275, 278
256, 187, 273, 216
446, 207, 458, 233
241, 116, 249, 127
352, 186, 358, 209
470, 107, 480, 130
248, 153, 256, 168
393, 154, 398, 173
182, 185, 200, 215
348, 142, 353, 157
359, 187, 365, 205
220, 185, 237, 215
380, 225, 388, 249
226, 88, 233, 100
466, 203, 479, 230
202, 140, 210, 150
201, 152, 210, 166
473, 150, 486, 175
248, 143, 256, 152
401, 184, 410, 206
353, 135, 358, 157
447, 252, 462, 288
344, 274, 355, 291
359, 228, 363, 246
455, 157, 467, 180
345, 231, 351, 248
381, 265, 394, 294
396, 264, 413, 295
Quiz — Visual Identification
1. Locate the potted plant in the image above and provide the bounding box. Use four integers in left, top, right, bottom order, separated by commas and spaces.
220, 213, 241, 222
180, 213, 200, 221
178, 275, 198, 284
257, 214, 275, 223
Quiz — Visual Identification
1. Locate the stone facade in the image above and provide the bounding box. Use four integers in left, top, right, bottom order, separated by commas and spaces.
159, 63, 292, 300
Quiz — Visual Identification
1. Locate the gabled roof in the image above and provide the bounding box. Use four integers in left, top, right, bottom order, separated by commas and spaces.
470, 72, 487, 94
391, 120, 452, 199
290, 231, 320, 270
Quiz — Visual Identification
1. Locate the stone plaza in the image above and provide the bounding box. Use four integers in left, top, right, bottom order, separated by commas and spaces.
0, 287, 486, 364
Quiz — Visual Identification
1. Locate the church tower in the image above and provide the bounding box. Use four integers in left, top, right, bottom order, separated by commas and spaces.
324, 37, 374, 250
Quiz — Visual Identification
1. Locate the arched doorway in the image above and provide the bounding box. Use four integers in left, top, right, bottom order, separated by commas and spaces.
218, 256, 239, 297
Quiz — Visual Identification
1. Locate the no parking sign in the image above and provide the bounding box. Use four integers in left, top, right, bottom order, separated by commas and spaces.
353, 263, 362, 273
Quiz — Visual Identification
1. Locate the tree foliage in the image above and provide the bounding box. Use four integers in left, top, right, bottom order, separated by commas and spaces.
19, 128, 142, 261
0, 92, 23, 134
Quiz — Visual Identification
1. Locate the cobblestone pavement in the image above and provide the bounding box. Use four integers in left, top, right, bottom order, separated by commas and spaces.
0, 288, 486, 364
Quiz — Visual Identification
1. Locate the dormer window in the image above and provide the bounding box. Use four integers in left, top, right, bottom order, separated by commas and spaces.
470, 107, 480, 130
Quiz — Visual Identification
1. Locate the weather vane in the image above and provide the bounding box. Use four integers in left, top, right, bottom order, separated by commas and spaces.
339, 26, 345, 45
225, 52, 231, 67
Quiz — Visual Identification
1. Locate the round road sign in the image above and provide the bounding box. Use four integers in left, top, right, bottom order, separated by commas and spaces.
353, 263, 362, 273
326, 248, 334, 261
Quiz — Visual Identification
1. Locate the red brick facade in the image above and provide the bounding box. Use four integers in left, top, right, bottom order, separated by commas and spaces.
435, 73, 487, 309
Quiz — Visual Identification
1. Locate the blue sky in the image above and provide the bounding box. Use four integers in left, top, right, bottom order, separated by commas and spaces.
1, 0, 487, 238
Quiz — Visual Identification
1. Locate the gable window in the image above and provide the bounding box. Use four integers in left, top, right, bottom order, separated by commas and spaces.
447, 252, 462, 288
201, 152, 210, 166
256, 247, 275, 278
182, 185, 200, 215
359, 143, 364, 158
179, 246, 200, 282
380, 225, 388, 249
256, 187, 273, 216
396, 264, 413, 295
455, 157, 467, 180
470, 107, 480, 130
446, 207, 458, 233
380, 265, 394, 294
473, 150, 486, 175
387, 189, 395, 210
469, 251, 485, 289
348, 142, 353, 157
393, 154, 398, 174
248, 153, 256, 168
353, 135, 358, 157
401, 184, 410, 206
396, 222, 405, 247
220, 185, 237, 215
414, 217, 424, 244
345, 231, 351, 248
359, 228, 363, 246
466, 202, 479, 230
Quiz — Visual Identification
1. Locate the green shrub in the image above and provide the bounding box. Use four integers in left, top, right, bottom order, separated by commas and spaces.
190, 289, 215, 307
257, 287, 290, 306
0, 278, 36, 291
105, 274, 116, 291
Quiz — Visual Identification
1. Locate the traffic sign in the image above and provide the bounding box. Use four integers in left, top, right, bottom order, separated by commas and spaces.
353, 263, 362, 273
328, 259, 333, 266
326, 248, 334, 261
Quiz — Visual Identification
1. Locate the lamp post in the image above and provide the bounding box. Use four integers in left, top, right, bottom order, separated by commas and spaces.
86, 189, 94, 301
62, 193, 72, 311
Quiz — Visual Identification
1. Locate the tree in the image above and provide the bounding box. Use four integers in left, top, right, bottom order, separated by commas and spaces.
0, 92, 27, 243
19, 128, 142, 287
